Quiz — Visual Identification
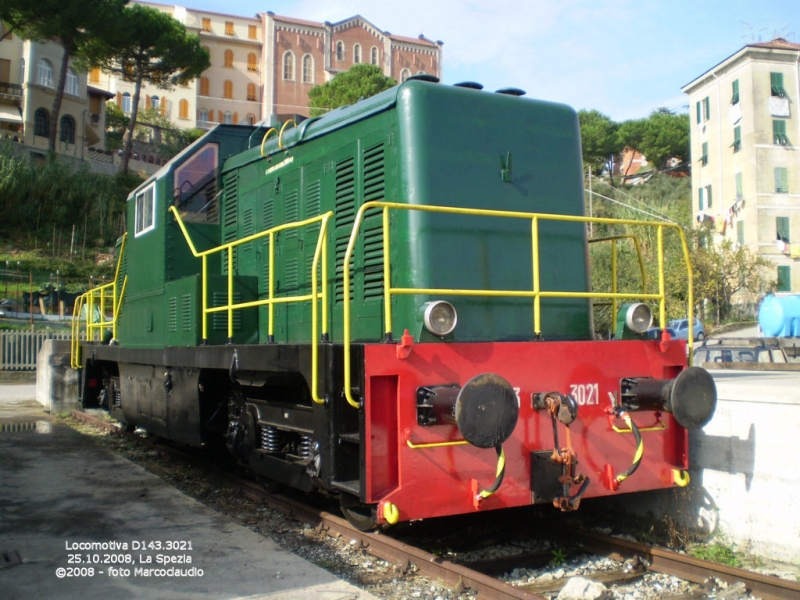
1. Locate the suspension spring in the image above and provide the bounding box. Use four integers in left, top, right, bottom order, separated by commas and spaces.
261, 425, 283, 453
298, 434, 313, 460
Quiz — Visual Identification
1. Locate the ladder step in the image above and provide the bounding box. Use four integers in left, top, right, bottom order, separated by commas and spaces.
339, 432, 360, 444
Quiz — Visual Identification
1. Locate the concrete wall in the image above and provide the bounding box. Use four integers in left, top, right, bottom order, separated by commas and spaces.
689, 370, 800, 563
35, 339, 80, 414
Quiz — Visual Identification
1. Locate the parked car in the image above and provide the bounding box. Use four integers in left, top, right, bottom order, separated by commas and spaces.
668, 317, 705, 341
693, 338, 788, 364
645, 327, 677, 340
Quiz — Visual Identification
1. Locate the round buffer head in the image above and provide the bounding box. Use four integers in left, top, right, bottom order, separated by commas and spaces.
455, 373, 519, 448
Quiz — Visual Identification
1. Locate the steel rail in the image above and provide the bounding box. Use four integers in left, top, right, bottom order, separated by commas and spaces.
560, 525, 800, 600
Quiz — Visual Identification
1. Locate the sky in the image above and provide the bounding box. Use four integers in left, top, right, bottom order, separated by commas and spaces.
184, 0, 800, 122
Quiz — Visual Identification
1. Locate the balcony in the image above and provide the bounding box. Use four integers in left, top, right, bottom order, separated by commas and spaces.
0, 82, 23, 101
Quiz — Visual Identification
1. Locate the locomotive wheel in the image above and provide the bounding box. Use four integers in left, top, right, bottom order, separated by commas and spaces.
340, 496, 379, 531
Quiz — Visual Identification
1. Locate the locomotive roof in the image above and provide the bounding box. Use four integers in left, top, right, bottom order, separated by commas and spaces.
222, 80, 409, 172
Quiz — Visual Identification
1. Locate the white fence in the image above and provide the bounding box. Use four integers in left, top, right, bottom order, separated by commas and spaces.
0, 332, 73, 371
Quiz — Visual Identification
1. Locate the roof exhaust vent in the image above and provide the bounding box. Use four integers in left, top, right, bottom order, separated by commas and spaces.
454, 81, 484, 90
496, 87, 526, 96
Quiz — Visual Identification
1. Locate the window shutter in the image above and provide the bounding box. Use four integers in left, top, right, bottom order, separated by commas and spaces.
696, 101, 701, 124
777, 266, 791, 292
146, 95, 151, 108
233, 112, 238, 124
116, 92, 121, 106
731, 80, 739, 104
698, 187, 705, 211
777, 217, 790, 243
706, 185, 712, 208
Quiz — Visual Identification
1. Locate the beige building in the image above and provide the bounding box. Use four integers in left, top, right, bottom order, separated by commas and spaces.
682, 38, 800, 293
0, 27, 112, 163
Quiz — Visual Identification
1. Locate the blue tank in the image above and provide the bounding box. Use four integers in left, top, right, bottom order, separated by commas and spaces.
759, 294, 800, 337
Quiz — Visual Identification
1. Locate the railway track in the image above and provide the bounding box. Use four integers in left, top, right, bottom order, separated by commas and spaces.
70, 410, 800, 600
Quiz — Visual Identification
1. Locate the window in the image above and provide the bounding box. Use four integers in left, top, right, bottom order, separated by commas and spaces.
400, 68, 411, 82
777, 216, 790, 243
247, 52, 257, 71
773, 120, 789, 145
371, 46, 378, 65
202, 18, 211, 32
700, 142, 708, 166
224, 49, 233, 68
248, 25, 257, 40
245, 113, 255, 125
200, 77, 209, 96
771, 72, 787, 97
735, 172, 743, 199
778, 266, 791, 292
336, 41, 344, 61
775, 167, 789, 193
20, 58, 24, 83
353, 43, 361, 64
203, 46, 211, 64
89, 67, 100, 83
731, 79, 739, 104
198, 108, 208, 122
247, 82, 257, 101
223, 80, 233, 99
302, 54, 313, 83
34, 108, 49, 137
223, 111, 232, 124
179, 99, 188, 119
135, 185, 155, 236
732, 126, 741, 152
283, 51, 294, 80
37, 59, 53, 88
225, 21, 234, 36
150, 95, 160, 110
65, 68, 79, 96
698, 186, 705, 211
59, 115, 75, 144
121, 92, 131, 114
737, 221, 744, 245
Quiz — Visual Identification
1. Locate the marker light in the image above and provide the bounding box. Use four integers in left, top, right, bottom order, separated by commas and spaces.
625, 303, 653, 334
422, 301, 458, 336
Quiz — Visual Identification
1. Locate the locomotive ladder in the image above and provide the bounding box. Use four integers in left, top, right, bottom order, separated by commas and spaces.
341, 201, 695, 408
71, 233, 129, 369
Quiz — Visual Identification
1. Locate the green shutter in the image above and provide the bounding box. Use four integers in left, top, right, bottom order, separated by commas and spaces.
735, 172, 743, 198
698, 187, 705, 210
701, 141, 708, 165
696, 101, 701, 124
732, 126, 741, 152
703, 96, 711, 120
773, 120, 788, 145
731, 80, 739, 104
777, 216, 790, 243
777, 266, 791, 292
771, 72, 787, 97
736, 221, 744, 245
775, 167, 789, 193
706, 184, 712, 208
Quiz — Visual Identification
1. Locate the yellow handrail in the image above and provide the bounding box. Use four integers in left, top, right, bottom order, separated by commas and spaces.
342, 202, 694, 408
169, 206, 333, 403
71, 234, 129, 369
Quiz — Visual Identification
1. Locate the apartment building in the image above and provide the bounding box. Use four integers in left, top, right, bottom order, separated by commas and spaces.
123, 2, 442, 129
0, 26, 113, 161
682, 38, 800, 293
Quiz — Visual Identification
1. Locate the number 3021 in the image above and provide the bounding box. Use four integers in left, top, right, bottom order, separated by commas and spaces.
569, 383, 599, 405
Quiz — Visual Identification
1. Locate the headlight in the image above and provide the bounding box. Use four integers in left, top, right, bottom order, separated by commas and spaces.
422, 301, 458, 336
625, 303, 653, 334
